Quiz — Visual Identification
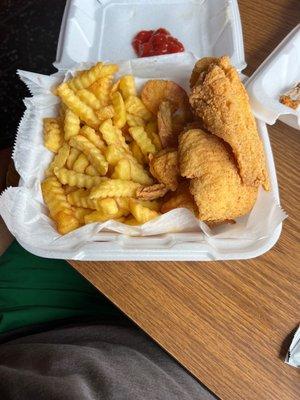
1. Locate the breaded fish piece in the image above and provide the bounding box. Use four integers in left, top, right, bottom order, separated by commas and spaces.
149, 149, 179, 191
179, 129, 258, 222
189, 56, 269, 189
189, 57, 218, 88
179, 129, 228, 179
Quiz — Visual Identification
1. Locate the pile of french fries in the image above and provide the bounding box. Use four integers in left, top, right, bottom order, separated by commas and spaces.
42, 62, 167, 234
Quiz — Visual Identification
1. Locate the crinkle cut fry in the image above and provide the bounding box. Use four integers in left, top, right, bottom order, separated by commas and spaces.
67, 189, 99, 210
72, 153, 90, 173
45, 143, 70, 177
64, 109, 80, 140
68, 62, 103, 90
41, 176, 80, 234
77, 89, 102, 110
128, 126, 155, 155
80, 125, 106, 152
57, 83, 100, 129
129, 199, 160, 224
90, 179, 141, 199
112, 158, 153, 186
89, 75, 114, 106
43, 118, 63, 153
54, 167, 106, 189
69, 135, 108, 175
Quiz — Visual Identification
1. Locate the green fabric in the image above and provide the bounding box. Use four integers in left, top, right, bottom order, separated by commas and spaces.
0, 241, 120, 333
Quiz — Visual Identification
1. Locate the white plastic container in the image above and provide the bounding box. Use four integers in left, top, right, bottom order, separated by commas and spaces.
15, 118, 282, 262
247, 24, 300, 130
55, 0, 246, 71
0, 0, 286, 261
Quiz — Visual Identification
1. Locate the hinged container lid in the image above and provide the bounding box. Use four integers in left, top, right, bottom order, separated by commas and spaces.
246, 24, 300, 130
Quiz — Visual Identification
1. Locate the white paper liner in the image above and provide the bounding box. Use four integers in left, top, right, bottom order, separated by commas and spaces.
0, 54, 287, 255
285, 325, 300, 368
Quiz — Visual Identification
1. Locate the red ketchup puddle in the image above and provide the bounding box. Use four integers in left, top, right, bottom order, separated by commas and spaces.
132, 28, 184, 57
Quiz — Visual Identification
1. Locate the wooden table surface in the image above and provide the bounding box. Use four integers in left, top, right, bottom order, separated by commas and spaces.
70, 1, 300, 399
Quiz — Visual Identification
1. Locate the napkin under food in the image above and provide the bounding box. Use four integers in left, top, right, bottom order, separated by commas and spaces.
0, 53, 287, 256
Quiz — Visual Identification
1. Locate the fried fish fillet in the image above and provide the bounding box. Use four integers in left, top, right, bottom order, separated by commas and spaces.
179, 129, 228, 179
189, 57, 218, 88
149, 149, 179, 191
189, 56, 269, 190
179, 129, 258, 223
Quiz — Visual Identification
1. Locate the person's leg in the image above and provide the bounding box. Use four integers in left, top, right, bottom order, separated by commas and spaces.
0, 241, 121, 333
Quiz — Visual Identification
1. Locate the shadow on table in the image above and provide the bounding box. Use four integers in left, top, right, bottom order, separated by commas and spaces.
279, 324, 299, 360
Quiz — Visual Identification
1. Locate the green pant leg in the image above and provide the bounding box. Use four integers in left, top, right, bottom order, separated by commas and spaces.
0, 241, 120, 333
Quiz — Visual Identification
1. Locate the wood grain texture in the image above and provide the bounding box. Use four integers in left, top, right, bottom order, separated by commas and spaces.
70, 1, 300, 399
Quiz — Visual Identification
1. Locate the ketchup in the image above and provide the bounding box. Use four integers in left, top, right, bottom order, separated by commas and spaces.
132, 28, 184, 57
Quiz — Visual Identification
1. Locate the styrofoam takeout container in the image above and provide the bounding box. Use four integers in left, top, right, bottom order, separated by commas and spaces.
247, 24, 300, 130
14, 116, 282, 261
2, 0, 286, 261
54, 0, 246, 71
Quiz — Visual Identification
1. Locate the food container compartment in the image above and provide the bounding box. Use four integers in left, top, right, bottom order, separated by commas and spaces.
0, 0, 286, 261
55, 0, 246, 71
246, 24, 300, 130
0, 53, 284, 261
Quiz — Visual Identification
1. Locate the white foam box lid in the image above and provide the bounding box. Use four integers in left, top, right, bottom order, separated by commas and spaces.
246, 24, 300, 130
17, 0, 283, 261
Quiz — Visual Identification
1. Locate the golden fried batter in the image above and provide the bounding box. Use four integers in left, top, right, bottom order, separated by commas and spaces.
189, 56, 269, 189
157, 101, 174, 148
181, 129, 258, 222
189, 57, 218, 88
178, 129, 228, 179
141, 79, 191, 117
280, 83, 300, 110
149, 149, 179, 191
136, 183, 168, 201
